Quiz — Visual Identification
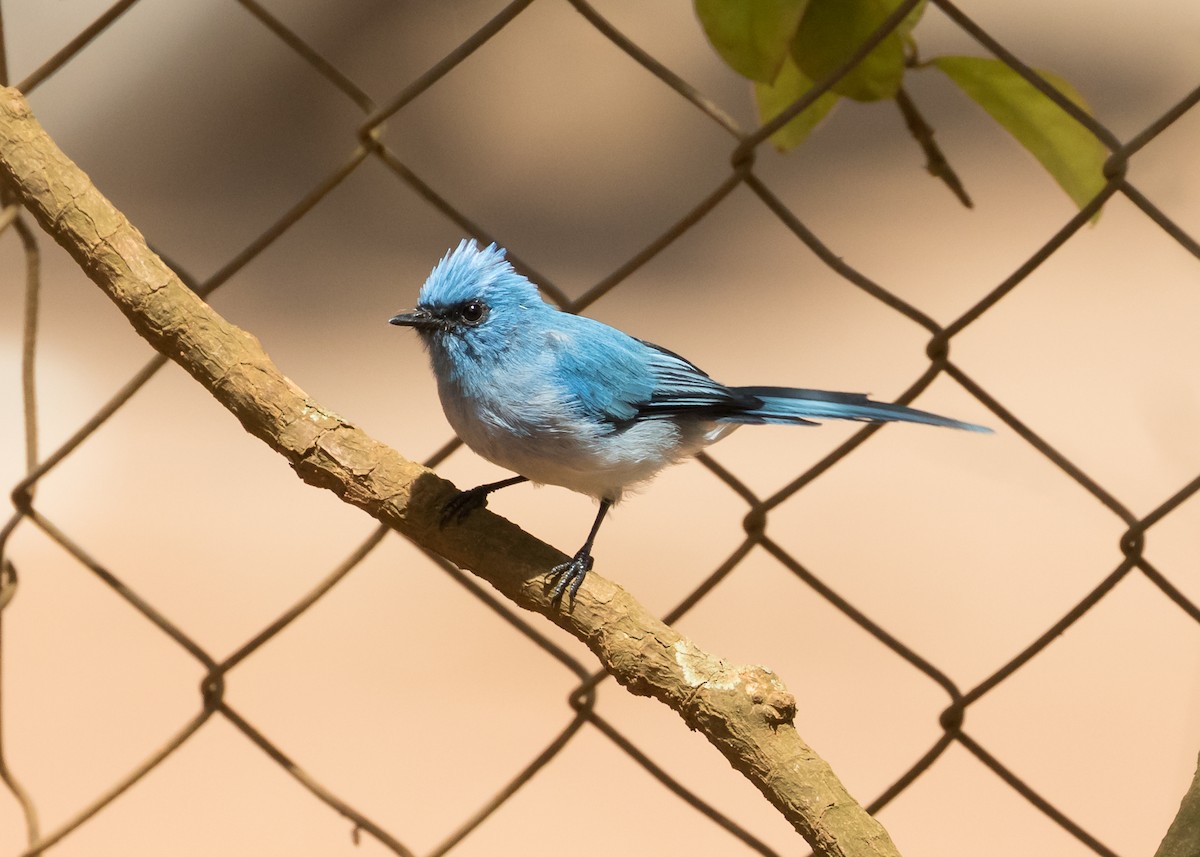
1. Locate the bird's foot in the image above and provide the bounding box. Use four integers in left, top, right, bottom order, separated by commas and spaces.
440, 486, 491, 527
547, 550, 594, 605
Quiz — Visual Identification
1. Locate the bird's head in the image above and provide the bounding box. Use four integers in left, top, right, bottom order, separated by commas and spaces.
389, 239, 546, 373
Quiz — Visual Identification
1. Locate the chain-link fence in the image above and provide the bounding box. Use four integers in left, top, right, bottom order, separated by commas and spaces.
1, 1, 1198, 855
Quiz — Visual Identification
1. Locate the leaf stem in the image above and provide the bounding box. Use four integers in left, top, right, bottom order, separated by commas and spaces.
895, 86, 974, 208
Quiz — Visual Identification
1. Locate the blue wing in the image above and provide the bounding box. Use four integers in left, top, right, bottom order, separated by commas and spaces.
546, 318, 748, 425
632, 340, 782, 420
548, 318, 987, 433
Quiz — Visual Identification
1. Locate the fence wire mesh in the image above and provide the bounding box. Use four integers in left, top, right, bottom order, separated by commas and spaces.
1, 1, 1198, 855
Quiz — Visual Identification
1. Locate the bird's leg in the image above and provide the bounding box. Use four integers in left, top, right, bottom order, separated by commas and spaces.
440, 475, 529, 527
548, 499, 611, 604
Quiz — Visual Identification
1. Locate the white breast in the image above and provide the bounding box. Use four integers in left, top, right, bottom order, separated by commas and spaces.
438, 375, 727, 503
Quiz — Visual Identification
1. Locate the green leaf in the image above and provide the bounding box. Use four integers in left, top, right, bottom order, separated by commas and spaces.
695, 0, 809, 84
755, 54, 841, 150
792, 0, 909, 101
933, 55, 1108, 211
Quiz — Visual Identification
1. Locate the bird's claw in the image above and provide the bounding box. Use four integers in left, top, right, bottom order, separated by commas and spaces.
440, 486, 490, 528
547, 551, 594, 605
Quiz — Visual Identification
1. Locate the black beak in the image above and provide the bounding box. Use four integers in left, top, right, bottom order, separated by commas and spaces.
388, 307, 442, 331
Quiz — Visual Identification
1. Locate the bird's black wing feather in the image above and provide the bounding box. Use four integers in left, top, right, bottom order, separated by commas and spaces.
632, 339, 761, 419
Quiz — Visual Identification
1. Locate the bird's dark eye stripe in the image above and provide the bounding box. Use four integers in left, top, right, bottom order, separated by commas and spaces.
459, 299, 488, 324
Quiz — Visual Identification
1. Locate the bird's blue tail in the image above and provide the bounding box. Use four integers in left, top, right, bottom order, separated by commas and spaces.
727, 387, 991, 432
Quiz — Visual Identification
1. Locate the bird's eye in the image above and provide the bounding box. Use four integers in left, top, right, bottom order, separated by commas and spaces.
460, 299, 488, 325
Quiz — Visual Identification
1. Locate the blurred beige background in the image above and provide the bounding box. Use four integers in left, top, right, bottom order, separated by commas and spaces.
1, 1, 1198, 856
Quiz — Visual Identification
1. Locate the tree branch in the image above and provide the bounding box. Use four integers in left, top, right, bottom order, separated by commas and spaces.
1155, 750, 1200, 857
0, 86, 900, 857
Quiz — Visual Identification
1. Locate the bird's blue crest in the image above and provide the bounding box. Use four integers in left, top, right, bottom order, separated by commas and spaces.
418, 239, 539, 309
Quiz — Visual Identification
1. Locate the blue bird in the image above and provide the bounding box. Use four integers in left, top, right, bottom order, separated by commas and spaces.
390, 240, 988, 603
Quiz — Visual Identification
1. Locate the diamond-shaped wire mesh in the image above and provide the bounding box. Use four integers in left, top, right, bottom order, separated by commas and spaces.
1, 1, 1198, 856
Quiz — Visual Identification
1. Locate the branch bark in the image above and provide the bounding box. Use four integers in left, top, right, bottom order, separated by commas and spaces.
0, 86, 900, 857
1155, 750, 1200, 857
